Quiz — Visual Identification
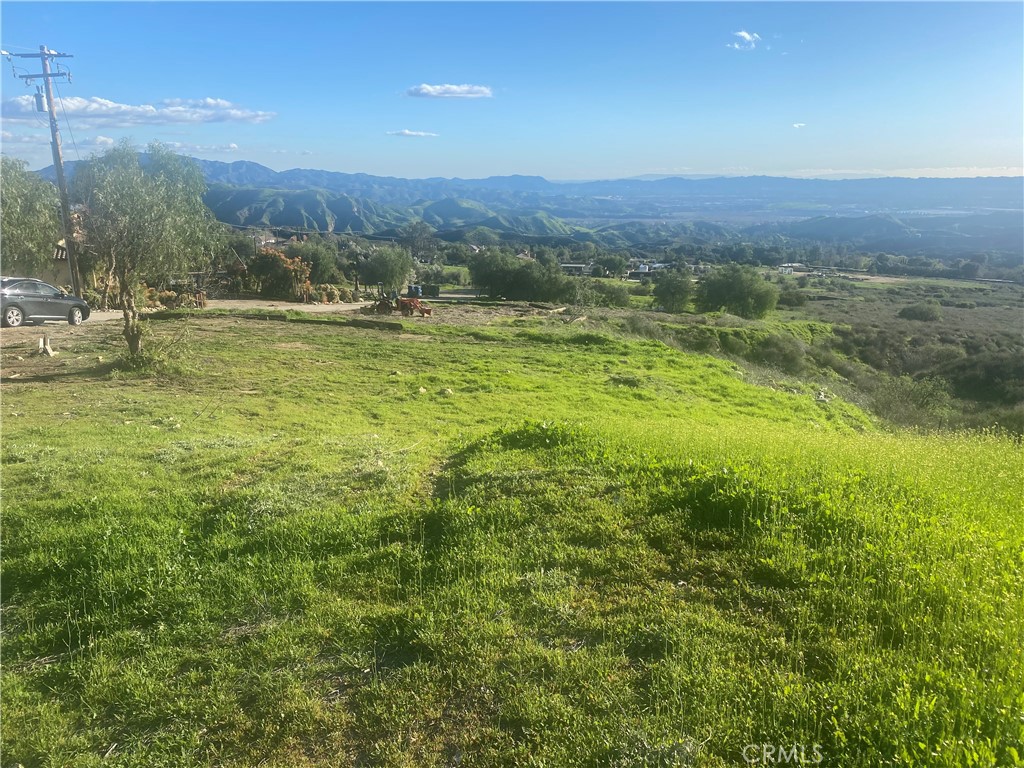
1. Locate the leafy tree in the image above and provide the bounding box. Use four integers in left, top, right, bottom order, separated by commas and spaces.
72, 140, 217, 355
468, 251, 569, 301
248, 248, 312, 300
360, 245, 414, 293
399, 220, 436, 262
593, 253, 629, 277
285, 238, 342, 284
695, 264, 779, 319
0, 157, 63, 276
653, 269, 693, 313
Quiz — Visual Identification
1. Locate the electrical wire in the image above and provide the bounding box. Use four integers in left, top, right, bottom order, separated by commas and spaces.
52, 76, 81, 161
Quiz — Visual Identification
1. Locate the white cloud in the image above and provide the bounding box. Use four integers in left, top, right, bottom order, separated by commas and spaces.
1, 95, 275, 128
1, 130, 48, 145
163, 140, 241, 154
387, 129, 439, 138
727, 30, 761, 51
792, 123, 806, 129
406, 83, 492, 99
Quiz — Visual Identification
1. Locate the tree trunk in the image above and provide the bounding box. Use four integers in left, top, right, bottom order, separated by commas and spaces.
120, 280, 143, 355
101, 253, 116, 310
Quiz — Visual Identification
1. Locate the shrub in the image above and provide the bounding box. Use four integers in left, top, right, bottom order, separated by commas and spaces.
81, 287, 102, 309
872, 375, 953, 428
719, 333, 750, 357
628, 282, 653, 296
746, 333, 807, 375
622, 314, 668, 341
777, 288, 808, 307
588, 279, 630, 308
898, 301, 942, 322
313, 283, 340, 303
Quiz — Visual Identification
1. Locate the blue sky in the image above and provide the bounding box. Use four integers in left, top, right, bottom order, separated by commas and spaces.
1, 1, 1021, 179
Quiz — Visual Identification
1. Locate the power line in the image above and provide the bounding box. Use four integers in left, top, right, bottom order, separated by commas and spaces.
52, 77, 80, 162
1, 45, 82, 296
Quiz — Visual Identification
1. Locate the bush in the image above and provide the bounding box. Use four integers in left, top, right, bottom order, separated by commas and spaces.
777, 288, 808, 307
746, 333, 807, 375
628, 282, 653, 296
622, 314, 668, 341
872, 375, 953, 428
587, 279, 630, 308
898, 301, 942, 322
312, 283, 341, 303
81, 287, 102, 309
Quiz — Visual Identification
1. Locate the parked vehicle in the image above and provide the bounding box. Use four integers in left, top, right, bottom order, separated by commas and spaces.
0, 277, 91, 327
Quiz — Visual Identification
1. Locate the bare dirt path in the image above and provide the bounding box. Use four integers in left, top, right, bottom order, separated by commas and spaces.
0, 299, 370, 351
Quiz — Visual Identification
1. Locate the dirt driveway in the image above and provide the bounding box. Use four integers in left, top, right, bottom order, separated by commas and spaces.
0, 299, 370, 349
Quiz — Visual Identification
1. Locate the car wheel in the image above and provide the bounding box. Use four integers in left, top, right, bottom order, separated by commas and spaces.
68, 307, 84, 326
3, 306, 24, 328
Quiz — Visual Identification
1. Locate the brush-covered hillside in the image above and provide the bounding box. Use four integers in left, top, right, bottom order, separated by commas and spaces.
1, 307, 1021, 767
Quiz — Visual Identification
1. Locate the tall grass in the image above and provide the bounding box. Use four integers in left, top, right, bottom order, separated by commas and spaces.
2, 317, 1020, 766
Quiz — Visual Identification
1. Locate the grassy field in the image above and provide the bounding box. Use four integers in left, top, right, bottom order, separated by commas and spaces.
2, 307, 1022, 767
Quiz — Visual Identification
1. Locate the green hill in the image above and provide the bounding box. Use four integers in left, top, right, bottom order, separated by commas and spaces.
418, 197, 496, 228
477, 210, 580, 237
203, 184, 411, 233
2, 312, 1020, 767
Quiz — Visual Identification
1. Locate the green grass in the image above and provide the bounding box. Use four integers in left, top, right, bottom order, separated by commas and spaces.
2, 314, 1021, 767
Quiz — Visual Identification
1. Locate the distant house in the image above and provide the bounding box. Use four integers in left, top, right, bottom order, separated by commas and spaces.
561, 263, 592, 276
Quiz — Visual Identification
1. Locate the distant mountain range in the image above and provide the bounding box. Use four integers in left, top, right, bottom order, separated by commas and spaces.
41, 157, 1024, 254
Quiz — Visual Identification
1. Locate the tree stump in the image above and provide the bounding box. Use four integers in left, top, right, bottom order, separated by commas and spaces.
37, 336, 57, 357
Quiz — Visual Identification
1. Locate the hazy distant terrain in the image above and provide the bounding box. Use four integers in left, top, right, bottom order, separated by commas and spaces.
42, 159, 1024, 254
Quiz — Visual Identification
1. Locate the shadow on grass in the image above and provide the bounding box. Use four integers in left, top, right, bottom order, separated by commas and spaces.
1, 360, 121, 384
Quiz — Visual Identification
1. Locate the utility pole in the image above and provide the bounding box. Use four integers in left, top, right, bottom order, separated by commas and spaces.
3, 46, 81, 296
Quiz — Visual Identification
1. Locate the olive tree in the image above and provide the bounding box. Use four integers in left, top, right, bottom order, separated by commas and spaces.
359, 245, 414, 293
0, 157, 63, 275
72, 140, 217, 355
